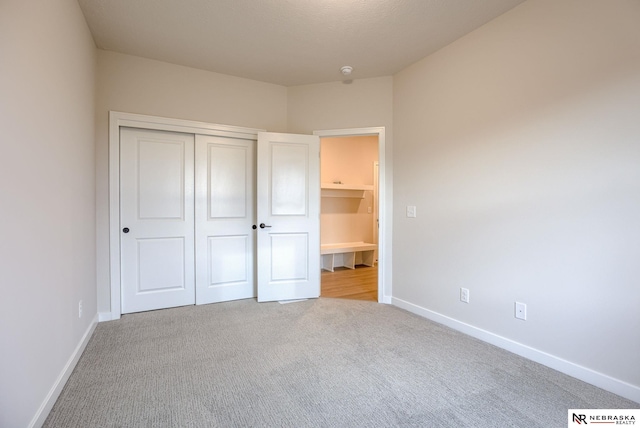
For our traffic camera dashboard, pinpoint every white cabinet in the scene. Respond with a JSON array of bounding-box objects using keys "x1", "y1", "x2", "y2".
[{"x1": 321, "y1": 242, "x2": 377, "y2": 272}]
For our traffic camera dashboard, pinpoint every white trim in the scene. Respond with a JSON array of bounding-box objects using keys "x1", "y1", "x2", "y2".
[
  {"x1": 392, "y1": 297, "x2": 640, "y2": 404},
  {"x1": 28, "y1": 314, "x2": 98, "y2": 428},
  {"x1": 372, "y1": 161, "x2": 379, "y2": 263},
  {"x1": 313, "y1": 127, "x2": 391, "y2": 304},
  {"x1": 109, "y1": 111, "x2": 264, "y2": 320},
  {"x1": 112, "y1": 112, "x2": 263, "y2": 138},
  {"x1": 98, "y1": 312, "x2": 113, "y2": 322}
]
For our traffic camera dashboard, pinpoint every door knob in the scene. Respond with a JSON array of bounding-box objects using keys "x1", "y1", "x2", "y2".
[
  {"x1": 122, "y1": 227, "x2": 130, "y2": 233},
  {"x1": 259, "y1": 223, "x2": 272, "y2": 229}
]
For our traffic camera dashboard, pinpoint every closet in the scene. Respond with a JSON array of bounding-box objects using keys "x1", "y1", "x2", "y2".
[
  {"x1": 319, "y1": 136, "x2": 379, "y2": 273},
  {"x1": 115, "y1": 118, "x2": 320, "y2": 315}
]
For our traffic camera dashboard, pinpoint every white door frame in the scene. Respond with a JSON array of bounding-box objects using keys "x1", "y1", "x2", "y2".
[
  {"x1": 314, "y1": 127, "x2": 391, "y2": 303},
  {"x1": 108, "y1": 111, "x2": 264, "y2": 320},
  {"x1": 373, "y1": 161, "x2": 379, "y2": 261}
]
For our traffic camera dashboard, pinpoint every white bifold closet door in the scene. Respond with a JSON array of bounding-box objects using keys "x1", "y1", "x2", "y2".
[{"x1": 120, "y1": 128, "x2": 196, "y2": 314}]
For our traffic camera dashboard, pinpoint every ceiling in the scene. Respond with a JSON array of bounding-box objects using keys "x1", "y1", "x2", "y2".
[{"x1": 78, "y1": 0, "x2": 526, "y2": 87}]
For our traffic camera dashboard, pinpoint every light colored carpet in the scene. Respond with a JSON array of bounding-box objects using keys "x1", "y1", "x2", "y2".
[{"x1": 44, "y1": 298, "x2": 637, "y2": 427}]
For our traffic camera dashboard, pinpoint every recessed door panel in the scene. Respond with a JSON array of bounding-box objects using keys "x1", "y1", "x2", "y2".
[
  {"x1": 196, "y1": 135, "x2": 255, "y2": 305},
  {"x1": 138, "y1": 140, "x2": 185, "y2": 219},
  {"x1": 120, "y1": 128, "x2": 195, "y2": 314},
  {"x1": 208, "y1": 235, "x2": 248, "y2": 285},
  {"x1": 271, "y1": 144, "x2": 308, "y2": 216},
  {"x1": 137, "y1": 238, "x2": 185, "y2": 292},
  {"x1": 208, "y1": 145, "x2": 247, "y2": 218},
  {"x1": 257, "y1": 132, "x2": 320, "y2": 302},
  {"x1": 270, "y1": 233, "x2": 308, "y2": 281}
]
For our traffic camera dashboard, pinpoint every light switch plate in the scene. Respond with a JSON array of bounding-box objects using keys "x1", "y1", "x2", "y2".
[{"x1": 406, "y1": 205, "x2": 417, "y2": 218}]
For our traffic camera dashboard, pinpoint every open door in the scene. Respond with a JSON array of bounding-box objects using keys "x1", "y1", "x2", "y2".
[{"x1": 256, "y1": 132, "x2": 320, "y2": 302}]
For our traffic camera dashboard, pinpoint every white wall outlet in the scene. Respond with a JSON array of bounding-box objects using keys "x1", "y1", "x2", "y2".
[
  {"x1": 78, "y1": 300, "x2": 83, "y2": 319},
  {"x1": 406, "y1": 205, "x2": 417, "y2": 218},
  {"x1": 515, "y1": 302, "x2": 527, "y2": 320},
  {"x1": 460, "y1": 287, "x2": 470, "y2": 303}
]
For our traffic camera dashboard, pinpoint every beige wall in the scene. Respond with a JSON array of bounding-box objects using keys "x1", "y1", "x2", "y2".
[
  {"x1": 95, "y1": 50, "x2": 289, "y2": 313},
  {"x1": 0, "y1": 0, "x2": 97, "y2": 426},
  {"x1": 287, "y1": 77, "x2": 393, "y2": 135},
  {"x1": 393, "y1": 0, "x2": 640, "y2": 393},
  {"x1": 321, "y1": 136, "x2": 378, "y2": 245}
]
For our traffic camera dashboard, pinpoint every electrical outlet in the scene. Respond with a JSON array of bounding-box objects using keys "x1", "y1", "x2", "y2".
[
  {"x1": 78, "y1": 300, "x2": 83, "y2": 319},
  {"x1": 515, "y1": 302, "x2": 527, "y2": 320},
  {"x1": 406, "y1": 205, "x2": 417, "y2": 218},
  {"x1": 460, "y1": 288, "x2": 470, "y2": 303}
]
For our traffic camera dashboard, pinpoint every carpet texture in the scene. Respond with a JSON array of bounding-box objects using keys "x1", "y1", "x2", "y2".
[{"x1": 44, "y1": 298, "x2": 637, "y2": 427}]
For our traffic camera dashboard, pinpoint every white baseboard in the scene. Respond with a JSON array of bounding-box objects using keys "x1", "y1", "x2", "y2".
[
  {"x1": 29, "y1": 314, "x2": 98, "y2": 428},
  {"x1": 392, "y1": 297, "x2": 640, "y2": 404}
]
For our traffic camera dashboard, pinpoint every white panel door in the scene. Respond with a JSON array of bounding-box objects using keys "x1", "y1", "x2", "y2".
[
  {"x1": 195, "y1": 135, "x2": 255, "y2": 304},
  {"x1": 256, "y1": 132, "x2": 320, "y2": 302},
  {"x1": 120, "y1": 128, "x2": 195, "y2": 314}
]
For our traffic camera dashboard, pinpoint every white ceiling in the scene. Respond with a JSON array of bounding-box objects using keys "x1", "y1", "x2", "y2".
[{"x1": 78, "y1": 0, "x2": 526, "y2": 87}]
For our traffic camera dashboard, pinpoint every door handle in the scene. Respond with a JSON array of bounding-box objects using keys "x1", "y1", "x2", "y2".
[
  {"x1": 122, "y1": 227, "x2": 130, "y2": 233},
  {"x1": 259, "y1": 223, "x2": 272, "y2": 229}
]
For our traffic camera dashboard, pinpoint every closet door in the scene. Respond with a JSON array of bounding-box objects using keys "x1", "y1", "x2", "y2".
[
  {"x1": 120, "y1": 128, "x2": 195, "y2": 314},
  {"x1": 256, "y1": 132, "x2": 320, "y2": 302},
  {"x1": 195, "y1": 135, "x2": 255, "y2": 304}
]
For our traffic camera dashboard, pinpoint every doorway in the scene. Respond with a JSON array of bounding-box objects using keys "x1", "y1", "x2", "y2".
[{"x1": 318, "y1": 134, "x2": 379, "y2": 302}]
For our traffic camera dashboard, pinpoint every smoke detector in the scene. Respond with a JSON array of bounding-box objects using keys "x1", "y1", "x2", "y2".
[{"x1": 340, "y1": 66, "x2": 353, "y2": 76}]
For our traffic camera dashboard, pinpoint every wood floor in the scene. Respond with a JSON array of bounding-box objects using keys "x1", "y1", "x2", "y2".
[{"x1": 321, "y1": 265, "x2": 378, "y2": 302}]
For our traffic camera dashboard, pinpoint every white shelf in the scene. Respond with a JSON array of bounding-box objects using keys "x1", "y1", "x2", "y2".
[
  {"x1": 321, "y1": 242, "x2": 377, "y2": 272},
  {"x1": 321, "y1": 183, "x2": 373, "y2": 199}
]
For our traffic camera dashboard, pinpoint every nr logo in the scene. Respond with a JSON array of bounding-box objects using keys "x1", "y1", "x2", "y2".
[{"x1": 573, "y1": 413, "x2": 588, "y2": 424}]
